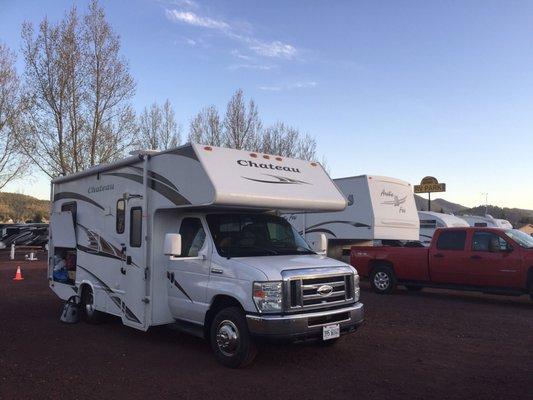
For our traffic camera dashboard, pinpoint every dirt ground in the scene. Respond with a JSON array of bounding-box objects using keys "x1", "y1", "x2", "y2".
[{"x1": 0, "y1": 251, "x2": 532, "y2": 400}]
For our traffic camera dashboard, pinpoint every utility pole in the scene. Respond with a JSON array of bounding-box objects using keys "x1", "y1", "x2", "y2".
[{"x1": 482, "y1": 193, "x2": 488, "y2": 215}]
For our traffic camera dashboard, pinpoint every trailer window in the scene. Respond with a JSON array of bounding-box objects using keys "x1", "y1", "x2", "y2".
[
  {"x1": 130, "y1": 207, "x2": 142, "y2": 247},
  {"x1": 436, "y1": 230, "x2": 466, "y2": 250},
  {"x1": 116, "y1": 199, "x2": 125, "y2": 234},
  {"x1": 179, "y1": 218, "x2": 206, "y2": 257}
]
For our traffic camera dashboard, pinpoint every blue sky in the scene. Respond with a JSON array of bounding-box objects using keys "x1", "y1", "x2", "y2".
[{"x1": 1, "y1": 0, "x2": 532, "y2": 209}]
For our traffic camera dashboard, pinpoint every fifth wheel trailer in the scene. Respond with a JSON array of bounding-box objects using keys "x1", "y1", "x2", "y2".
[
  {"x1": 284, "y1": 175, "x2": 420, "y2": 262},
  {"x1": 48, "y1": 143, "x2": 364, "y2": 368}
]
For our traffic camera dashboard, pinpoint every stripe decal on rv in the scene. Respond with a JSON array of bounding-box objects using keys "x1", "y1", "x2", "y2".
[
  {"x1": 54, "y1": 192, "x2": 104, "y2": 210},
  {"x1": 243, "y1": 174, "x2": 310, "y2": 185},
  {"x1": 76, "y1": 265, "x2": 141, "y2": 324},
  {"x1": 166, "y1": 271, "x2": 193, "y2": 302},
  {"x1": 103, "y1": 171, "x2": 191, "y2": 206}
]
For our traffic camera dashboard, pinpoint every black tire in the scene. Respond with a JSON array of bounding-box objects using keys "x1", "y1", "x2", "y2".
[
  {"x1": 210, "y1": 306, "x2": 257, "y2": 368},
  {"x1": 405, "y1": 285, "x2": 423, "y2": 292},
  {"x1": 370, "y1": 265, "x2": 396, "y2": 294},
  {"x1": 81, "y1": 286, "x2": 105, "y2": 324}
]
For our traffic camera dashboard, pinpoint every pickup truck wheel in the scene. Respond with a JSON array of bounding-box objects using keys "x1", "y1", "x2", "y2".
[
  {"x1": 81, "y1": 286, "x2": 105, "y2": 324},
  {"x1": 210, "y1": 307, "x2": 257, "y2": 368},
  {"x1": 370, "y1": 266, "x2": 396, "y2": 294}
]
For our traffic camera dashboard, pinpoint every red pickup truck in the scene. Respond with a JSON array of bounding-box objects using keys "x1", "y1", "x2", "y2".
[{"x1": 350, "y1": 227, "x2": 533, "y2": 300}]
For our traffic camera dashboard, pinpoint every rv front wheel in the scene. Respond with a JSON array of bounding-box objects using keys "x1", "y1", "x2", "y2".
[
  {"x1": 81, "y1": 286, "x2": 105, "y2": 324},
  {"x1": 210, "y1": 307, "x2": 257, "y2": 368},
  {"x1": 370, "y1": 266, "x2": 396, "y2": 294}
]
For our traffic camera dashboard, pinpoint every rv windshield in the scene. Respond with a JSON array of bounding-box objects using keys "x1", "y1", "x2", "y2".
[
  {"x1": 504, "y1": 229, "x2": 533, "y2": 249},
  {"x1": 206, "y1": 213, "x2": 314, "y2": 257}
]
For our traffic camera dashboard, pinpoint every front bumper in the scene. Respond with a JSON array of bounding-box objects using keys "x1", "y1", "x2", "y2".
[{"x1": 246, "y1": 302, "x2": 364, "y2": 341}]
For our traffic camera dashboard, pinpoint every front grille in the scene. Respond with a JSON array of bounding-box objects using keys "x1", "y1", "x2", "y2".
[{"x1": 286, "y1": 272, "x2": 355, "y2": 311}]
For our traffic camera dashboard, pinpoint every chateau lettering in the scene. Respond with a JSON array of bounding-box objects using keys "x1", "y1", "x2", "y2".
[{"x1": 237, "y1": 160, "x2": 301, "y2": 173}]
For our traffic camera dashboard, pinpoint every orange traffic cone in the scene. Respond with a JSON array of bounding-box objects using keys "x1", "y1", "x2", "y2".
[{"x1": 13, "y1": 266, "x2": 24, "y2": 281}]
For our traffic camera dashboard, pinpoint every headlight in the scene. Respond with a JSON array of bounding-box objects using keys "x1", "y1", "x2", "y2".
[{"x1": 253, "y1": 281, "x2": 282, "y2": 313}]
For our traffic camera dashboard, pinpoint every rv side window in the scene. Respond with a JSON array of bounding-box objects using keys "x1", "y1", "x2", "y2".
[
  {"x1": 436, "y1": 230, "x2": 466, "y2": 251},
  {"x1": 61, "y1": 202, "x2": 77, "y2": 226},
  {"x1": 116, "y1": 199, "x2": 125, "y2": 234},
  {"x1": 179, "y1": 218, "x2": 206, "y2": 257},
  {"x1": 130, "y1": 207, "x2": 142, "y2": 247}
]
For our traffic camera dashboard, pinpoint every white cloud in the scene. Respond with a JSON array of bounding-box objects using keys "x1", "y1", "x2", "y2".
[
  {"x1": 259, "y1": 81, "x2": 318, "y2": 91},
  {"x1": 249, "y1": 41, "x2": 297, "y2": 59},
  {"x1": 165, "y1": 10, "x2": 229, "y2": 30},
  {"x1": 230, "y1": 49, "x2": 254, "y2": 61},
  {"x1": 165, "y1": 8, "x2": 298, "y2": 59},
  {"x1": 227, "y1": 64, "x2": 276, "y2": 71}
]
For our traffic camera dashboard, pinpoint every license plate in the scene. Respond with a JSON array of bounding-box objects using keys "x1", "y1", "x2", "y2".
[{"x1": 322, "y1": 324, "x2": 340, "y2": 340}]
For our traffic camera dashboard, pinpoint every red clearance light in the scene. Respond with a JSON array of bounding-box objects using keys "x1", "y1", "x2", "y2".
[
  {"x1": 204, "y1": 146, "x2": 213, "y2": 151},
  {"x1": 311, "y1": 162, "x2": 317, "y2": 166},
  {"x1": 263, "y1": 155, "x2": 270, "y2": 159},
  {"x1": 275, "y1": 157, "x2": 282, "y2": 161},
  {"x1": 250, "y1": 153, "x2": 258, "y2": 158}
]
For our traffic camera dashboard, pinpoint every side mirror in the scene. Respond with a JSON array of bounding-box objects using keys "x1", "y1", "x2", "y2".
[
  {"x1": 164, "y1": 233, "x2": 182, "y2": 257},
  {"x1": 311, "y1": 233, "x2": 327, "y2": 254}
]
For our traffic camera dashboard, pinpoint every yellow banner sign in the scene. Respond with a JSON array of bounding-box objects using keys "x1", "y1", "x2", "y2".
[{"x1": 414, "y1": 182, "x2": 446, "y2": 193}]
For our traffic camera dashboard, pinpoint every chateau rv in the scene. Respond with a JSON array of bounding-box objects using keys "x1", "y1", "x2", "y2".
[{"x1": 48, "y1": 144, "x2": 364, "y2": 367}]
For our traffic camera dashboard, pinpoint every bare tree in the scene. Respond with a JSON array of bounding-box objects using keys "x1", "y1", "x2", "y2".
[
  {"x1": 188, "y1": 105, "x2": 223, "y2": 146},
  {"x1": 0, "y1": 43, "x2": 26, "y2": 189},
  {"x1": 19, "y1": 0, "x2": 136, "y2": 178},
  {"x1": 223, "y1": 89, "x2": 261, "y2": 150},
  {"x1": 138, "y1": 99, "x2": 180, "y2": 150},
  {"x1": 296, "y1": 133, "x2": 317, "y2": 161}
]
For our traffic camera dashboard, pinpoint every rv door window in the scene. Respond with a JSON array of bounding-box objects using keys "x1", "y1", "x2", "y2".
[
  {"x1": 116, "y1": 199, "x2": 125, "y2": 234},
  {"x1": 130, "y1": 207, "x2": 142, "y2": 247},
  {"x1": 179, "y1": 218, "x2": 206, "y2": 257},
  {"x1": 61, "y1": 202, "x2": 77, "y2": 225}
]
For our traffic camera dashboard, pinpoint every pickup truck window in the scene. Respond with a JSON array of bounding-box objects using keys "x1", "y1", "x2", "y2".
[
  {"x1": 206, "y1": 213, "x2": 314, "y2": 257},
  {"x1": 504, "y1": 229, "x2": 533, "y2": 249},
  {"x1": 179, "y1": 218, "x2": 206, "y2": 257},
  {"x1": 436, "y1": 230, "x2": 466, "y2": 250},
  {"x1": 472, "y1": 232, "x2": 508, "y2": 252}
]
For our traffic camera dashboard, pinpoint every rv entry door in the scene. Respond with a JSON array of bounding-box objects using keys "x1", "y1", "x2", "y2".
[{"x1": 121, "y1": 198, "x2": 147, "y2": 329}]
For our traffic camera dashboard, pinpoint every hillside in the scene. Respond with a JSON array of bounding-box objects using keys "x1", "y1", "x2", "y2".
[
  {"x1": 0, "y1": 192, "x2": 49, "y2": 223},
  {"x1": 415, "y1": 195, "x2": 467, "y2": 213}
]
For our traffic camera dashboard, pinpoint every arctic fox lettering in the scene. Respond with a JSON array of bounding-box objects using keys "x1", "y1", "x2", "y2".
[{"x1": 237, "y1": 159, "x2": 301, "y2": 173}]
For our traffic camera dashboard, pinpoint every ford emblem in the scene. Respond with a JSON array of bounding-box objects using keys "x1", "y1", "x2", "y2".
[{"x1": 317, "y1": 284, "x2": 333, "y2": 296}]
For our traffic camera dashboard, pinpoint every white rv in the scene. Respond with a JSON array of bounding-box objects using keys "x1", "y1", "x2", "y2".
[
  {"x1": 418, "y1": 211, "x2": 470, "y2": 245},
  {"x1": 49, "y1": 144, "x2": 364, "y2": 368},
  {"x1": 460, "y1": 214, "x2": 513, "y2": 229},
  {"x1": 284, "y1": 175, "x2": 420, "y2": 261}
]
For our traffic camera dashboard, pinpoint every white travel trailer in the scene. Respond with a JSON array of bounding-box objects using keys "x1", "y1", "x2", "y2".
[
  {"x1": 284, "y1": 175, "x2": 420, "y2": 261},
  {"x1": 49, "y1": 143, "x2": 364, "y2": 367},
  {"x1": 418, "y1": 211, "x2": 470, "y2": 245},
  {"x1": 460, "y1": 214, "x2": 513, "y2": 229}
]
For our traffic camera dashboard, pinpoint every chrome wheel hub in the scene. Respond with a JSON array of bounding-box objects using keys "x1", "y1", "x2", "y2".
[
  {"x1": 374, "y1": 272, "x2": 390, "y2": 290},
  {"x1": 85, "y1": 292, "x2": 95, "y2": 315},
  {"x1": 216, "y1": 320, "x2": 239, "y2": 356}
]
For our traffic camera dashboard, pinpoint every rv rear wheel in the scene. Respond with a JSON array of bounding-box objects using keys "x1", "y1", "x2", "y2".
[
  {"x1": 81, "y1": 286, "x2": 105, "y2": 324},
  {"x1": 370, "y1": 266, "x2": 396, "y2": 294},
  {"x1": 210, "y1": 307, "x2": 257, "y2": 368}
]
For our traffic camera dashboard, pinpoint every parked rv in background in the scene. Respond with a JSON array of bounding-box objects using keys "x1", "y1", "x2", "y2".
[
  {"x1": 0, "y1": 223, "x2": 49, "y2": 249},
  {"x1": 418, "y1": 211, "x2": 469, "y2": 246},
  {"x1": 460, "y1": 214, "x2": 513, "y2": 229},
  {"x1": 284, "y1": 175, "x2": 420, "y2": 262}
]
